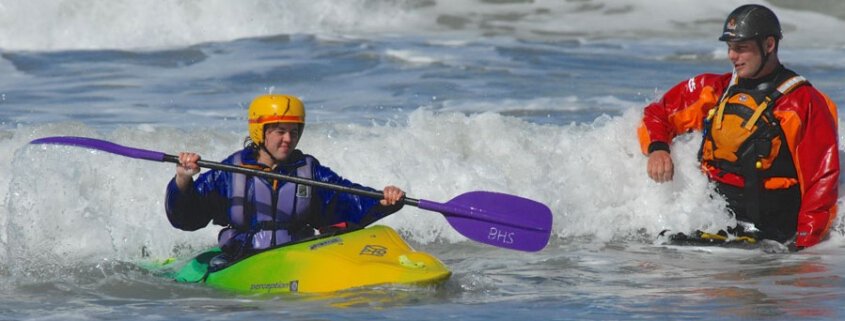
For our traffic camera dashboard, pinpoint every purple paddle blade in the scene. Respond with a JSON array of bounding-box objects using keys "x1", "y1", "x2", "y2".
[
  {"x1": 30, "y1": 136, "x2": 166, "y2": 161},
  {"x1": 418, "y1": 191, "x2": 552, "y2": 252}
]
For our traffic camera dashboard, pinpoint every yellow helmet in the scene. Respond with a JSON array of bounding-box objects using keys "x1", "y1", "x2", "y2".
[{"x1": 247, "y1": 94, "x2": 305, "y2": 145}]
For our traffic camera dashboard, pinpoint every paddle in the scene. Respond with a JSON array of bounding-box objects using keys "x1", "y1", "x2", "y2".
[{"x1": 30, "y1": 136, "x2": 553, "y2": 252}]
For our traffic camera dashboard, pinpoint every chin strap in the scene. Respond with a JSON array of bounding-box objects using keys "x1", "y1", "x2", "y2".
[
  {"x1": 259, "y1": 143, "x2": 280, "y2": 169},
  {"x1": 751, "y1": 38, "x2": 774, "y2": 78}
]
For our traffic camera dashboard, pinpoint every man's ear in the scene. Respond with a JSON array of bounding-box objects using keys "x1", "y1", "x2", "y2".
[{"x1": 766, "y1": 36, "x2": 777, "y2": 54}]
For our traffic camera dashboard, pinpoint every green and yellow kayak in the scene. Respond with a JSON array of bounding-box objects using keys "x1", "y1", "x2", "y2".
[{"x1": 153, "y1": 225, "x2": 450, "y2": 294}]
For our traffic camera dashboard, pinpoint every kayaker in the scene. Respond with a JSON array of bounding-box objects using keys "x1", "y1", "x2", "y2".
[
  {"x1": 165, "y1": 94, "x2": 406, "y2": 262},
  {"x1": 638, "y1": 4, "x2": 839, "y2": 250}
]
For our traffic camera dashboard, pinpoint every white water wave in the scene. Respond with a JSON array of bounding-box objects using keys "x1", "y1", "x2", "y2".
[
  {"x1": 2, "y1": 0, "x2": 844, "y2": 51},
  {"x1": 3, "y1": 110, "x2": 843, "y2": 270}
]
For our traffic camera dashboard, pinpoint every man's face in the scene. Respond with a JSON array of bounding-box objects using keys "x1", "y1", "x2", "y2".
[{"x1": 727, "y1": 39, "x2": 763, "y2": 79}]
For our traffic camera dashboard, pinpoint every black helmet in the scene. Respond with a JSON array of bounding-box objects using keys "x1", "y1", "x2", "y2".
[{"x1": 719, "y1": 4, "x2": 782, "y2": 42}]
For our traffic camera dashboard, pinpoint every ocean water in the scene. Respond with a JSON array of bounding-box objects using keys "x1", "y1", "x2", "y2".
[{"x1": 2, "y1": 0, "x2": 845, "y2": 320}]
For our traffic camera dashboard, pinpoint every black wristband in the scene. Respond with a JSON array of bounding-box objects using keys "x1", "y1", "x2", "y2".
[{"x1": 648, "y1": 142, "x2": 671, "y2": 154}]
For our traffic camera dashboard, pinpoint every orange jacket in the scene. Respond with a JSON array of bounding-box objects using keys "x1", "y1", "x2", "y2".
[{"x1": 638, "y1": 72, "x2": 839, "y2": 248}]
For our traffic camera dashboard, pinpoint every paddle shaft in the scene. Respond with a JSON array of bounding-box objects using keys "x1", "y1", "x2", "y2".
[
  {"x1": 173, "y1": 155, "x2": 544, "y2": 231},
  {"x1": 174, "y1": 154, "x2": 542, "y2": 231},
  {"x1": 182, "y1": 155, "x2": 541, "y2": 232},
  {"x1": 163, "y1": 154, "x2": 422, "y2": 207}
]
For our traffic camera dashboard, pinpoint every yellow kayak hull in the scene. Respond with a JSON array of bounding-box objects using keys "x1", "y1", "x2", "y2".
[{"x1": 165, "y1": 225, "x2": 450, "y2": 294}]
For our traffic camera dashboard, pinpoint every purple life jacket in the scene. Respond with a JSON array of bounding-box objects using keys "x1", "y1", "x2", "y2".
[{"x1": 217, "y1": 153, "x2": 315, "y2": 252}]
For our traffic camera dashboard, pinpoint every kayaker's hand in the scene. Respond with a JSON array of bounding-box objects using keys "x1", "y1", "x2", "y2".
[
  {"x1": 175, "y1": 152, "x2": 201, "y2": 191},
  {"x1": 647, "y1": 150, "x2": 674, "y2": 183},
  {"x1": 380, "y1": 185, "x2": 405, "y2": 206}
]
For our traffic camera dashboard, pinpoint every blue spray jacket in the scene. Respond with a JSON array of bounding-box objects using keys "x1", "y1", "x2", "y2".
[{"x1": 165, "y1": 147, "x2": 403, "y2": 256}]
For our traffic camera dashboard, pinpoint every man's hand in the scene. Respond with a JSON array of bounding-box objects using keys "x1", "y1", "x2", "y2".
[{"x1": 647, "y1": 150, "x2": 674, "y2": 183}]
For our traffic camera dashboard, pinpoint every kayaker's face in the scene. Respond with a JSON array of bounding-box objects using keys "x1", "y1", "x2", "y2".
[
  {"x1": 727, "y1": 38, "x2": 771, "y2": 79},
  {"x1": 262, "y1": 122, "x2": 300, "y2": 162}
]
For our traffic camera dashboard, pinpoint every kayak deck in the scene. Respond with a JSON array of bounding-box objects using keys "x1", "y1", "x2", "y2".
[{"x1": 154, "y1": 225, "x2": 451, "y2": 294}]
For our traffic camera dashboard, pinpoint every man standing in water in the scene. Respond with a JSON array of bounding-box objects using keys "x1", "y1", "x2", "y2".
[{"x1": 637, "y1": 4, "x2": 839, "y2": 250}]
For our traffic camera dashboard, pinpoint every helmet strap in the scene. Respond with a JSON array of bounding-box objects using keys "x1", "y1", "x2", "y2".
[
  {"x1": 259, "y1": 141, "x2": 280, "y2": 168},
  {"x1": 751, "y1": 37, "x2": 777, "y2": 78}
]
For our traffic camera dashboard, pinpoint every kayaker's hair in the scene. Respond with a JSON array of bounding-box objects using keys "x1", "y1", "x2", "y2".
[{"x1": 243, "y1": 136, "x2": 259, "y2": 150}]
